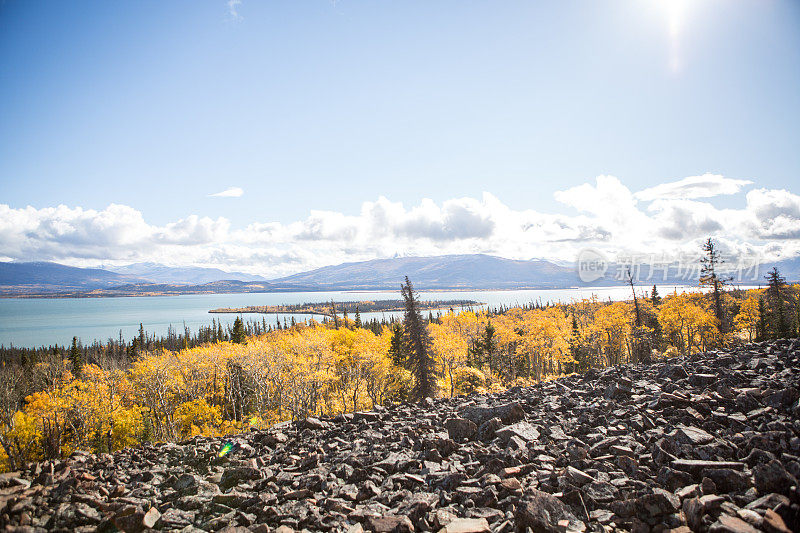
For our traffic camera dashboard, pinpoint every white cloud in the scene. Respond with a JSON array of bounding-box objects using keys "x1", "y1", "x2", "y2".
[
  {"x1": 227, "y1": 0, "x2": 242, "y2": 21},
  {"x1": 209, "y1": 187, "x2": 244, "y2": 198},
  {"x1": 745, "y1": 188, "x2": 800, "y2": 239},
  {"x1": 0, "y1": 175, "x2": 797, "y2": 278},
  {"x1": 635, "y1": 173, "x2": 752, "y2": 201}
]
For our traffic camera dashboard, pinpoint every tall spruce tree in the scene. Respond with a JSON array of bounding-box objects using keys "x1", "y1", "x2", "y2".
[
  {"x1": 480, "y1": 322, "x2": 498, "y2": 373},
  {"x1": 757, "y1": 297, "x2": 767, "y2": 341},
  {"x1": 651, "y1": 285, "x2": 661, "y2": 306},
  {"x1": 700, "y1": 238, "x2": 730, "y2": 333},
  {"x1": 231, "y1": 316, "x2": 247, "y2": 344},
  {"x1": 765, "y1": 267, "x2": 790, "y2": 338},
  {"x1": 330, "y1": 300, "x2": 339, "y2": 329},
  {"x1": 354, "y1": 306, "x2": 362, "y2": 328},
  {"x1": 569, "y1": 314, "x2": 585, "y2": 372},
  {"x1": 400, "y1": 276, "x2": 437, "y2": 401},
  {"x1": 388, "y1": 323, "x2": 406, "y2": 368},
  {"x1": 69, "y1": 336, "x2": 83, "y2": 378},
  {"x1": 137, "y1": 323, "x2": 146, "y2": 355}
]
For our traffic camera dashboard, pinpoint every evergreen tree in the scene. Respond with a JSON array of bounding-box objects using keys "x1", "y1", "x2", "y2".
[
  {"x1": 795, "y1": 304, "x2": 800, "y2": 338},
  {"x1": 700, "y1": 238, "x2": 730, "y2": 334},
  {"x1": 569, "y1": 314, "x2": 584, "y2": 372},
  {"x1": 331, "y1": 300, "x2": 339, "y2": 329},
  {"x1": 137, "y1": 323, "x2": 146, "y2": 354},
  {"x1": 69, "y1": 336, "x2": 83, "y2": 378},
  {"x1": 651, "y1": 285, "x2": 661, "y2": 306},
  {"x1": 757, "y1": 297, "x2": 767, "y2": 341},
  {"x1": 765, "y1": 267, "x2": 790, "y2": 338},
  {"x1": 482, "y1": 321, "x2": 498, "y2": 373},
  {"x1": 401, "y1": 277, "x2": 437, "y2": 401},
  {"x1": 354, "y1": 306, "x2": 362, "y2": 328},
  {"x1": 231, "y1": 316, "x2": 247, "y2": 344},
  {"x1": 388, "y1": 323, "x2": 406, "y2": 368}
]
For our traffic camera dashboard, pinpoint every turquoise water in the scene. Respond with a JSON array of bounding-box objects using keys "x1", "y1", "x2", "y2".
[{"x1": 0, "y1": 286, "x2": 691, "y2": 347}]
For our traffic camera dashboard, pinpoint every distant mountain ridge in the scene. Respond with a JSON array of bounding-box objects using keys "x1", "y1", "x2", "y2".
[
  {"x1": 104, "y1": 262, "x2": 266, "y2": 284},
  {"x1": 0, "y1": 262, "x2": 270, "y2": 296},
  {"x1": 0, "y1": 254, "x2": 797, "y2": 297},
  {"x1": 0, "y1": 262, "x2": 141, "y2": 292},
  {"x1": 271, "y1": 254, "x2": 577, "y2": 289}
]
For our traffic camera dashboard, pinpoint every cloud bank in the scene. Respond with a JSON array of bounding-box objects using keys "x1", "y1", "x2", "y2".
[
  {"x1": 635, "y1": 174, "x2": 753, "y2": 201},
  {"x1": 1, "y1": 175, "x2": 798, "y2": 278},
  {"x1": 209, "y1": 187, "x2": 244, "y2": 198}
]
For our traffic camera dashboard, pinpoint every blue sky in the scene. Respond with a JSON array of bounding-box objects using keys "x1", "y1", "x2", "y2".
[{"x1": 1, "y1": 1, "x2": 799, "y2": 276}]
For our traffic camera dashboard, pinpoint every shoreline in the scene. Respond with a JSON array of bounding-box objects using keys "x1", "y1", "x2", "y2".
[{"x1": 0, "y1": 283, "x2": 733, "y2": 300}]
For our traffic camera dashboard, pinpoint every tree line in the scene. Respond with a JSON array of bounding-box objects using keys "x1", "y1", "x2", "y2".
[{"x1": 0, "y1": 242, "x2": 798, "y2": 471}]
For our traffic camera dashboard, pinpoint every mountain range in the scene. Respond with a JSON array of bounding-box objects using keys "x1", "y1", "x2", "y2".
[
  {"x1": 0, "y1": 254, "x2": 797, "y2": 297},
  {"x1": 272, "y1": 255, "x2": 577, "y2": 290},
  {"x1": 103, "y1": 262, "x2": 266, "y2": 284}
]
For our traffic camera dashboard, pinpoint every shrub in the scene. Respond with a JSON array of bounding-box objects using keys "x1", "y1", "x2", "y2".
[
  {"x1": 452, "y1": 366, "x2": 487, "y2": 395},
  {"x1": 174, "y1": 399, "x2": 222, "y2": 438}
]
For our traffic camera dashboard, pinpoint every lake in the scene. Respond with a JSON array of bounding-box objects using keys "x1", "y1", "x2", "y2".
[{"x1": 0, "y1": 285, "x2": 699, "y2": 347}]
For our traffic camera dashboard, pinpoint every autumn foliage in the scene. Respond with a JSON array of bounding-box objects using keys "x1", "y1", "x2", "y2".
[{"x1": 1, "y1": 282, "x2": 798, "y2": 471}]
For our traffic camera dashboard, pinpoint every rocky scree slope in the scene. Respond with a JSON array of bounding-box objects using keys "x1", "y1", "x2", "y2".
[{"x1": 1, "y1": 341, "x2": 799, "y2": 533}]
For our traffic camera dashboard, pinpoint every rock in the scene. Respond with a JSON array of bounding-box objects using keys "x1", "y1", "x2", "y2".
[
  {"x1": 609, "y1": 444, "x2": 635, "y2": 457},
  {"x1": 496, "y1": 421, "x2": 540, "y2": 443},
  {"x1": 604, "y1": 382, "x2": 630, "y2": 400},
  {"x1": 499, "y1": 477, "x2": 523, "y2": 492},
  {"x1": 461, "y1": 402, "x2": 525, "y2": 425},
  {"x1": 754, "y1": 459, "x2": 797, "y2": 495},
  {"x1": 515, "y1": 489, "x2": 585, "y2": 533},
  {"x1": 142, "y1": 507, "x2": 161, "y2": 529},
  {"x1": 445, "y1": 418, "x2": 477, "y2": 441},
  {"x1": 683, "y1": 497, "x2": 705, "y2": 531},
  {"x1": 582, "y1": 481, "x2": 619, "y2": 505},
  {"x1": 637, "y1": 488, "x2": 680, "y2": 518},
  {"x1": 709, "y1": 514, "x2": 761, "y2": 533},
  {"x1": 173, "y1": 473, "x2": 199, "y2": 492},
  {"x1": 220, "y1": 466, "x2": 262, "y2": 489},
  {"x1": 745, "y1": 493, "x2": 790, "y2": 511},
  {"x1": 114, "y1": 510, "x2": 149, "y2": 533},
  {"x1": 705, "y1": 468, "x2": 752, "y2": 493},
  {"x1": 689, "y1": 374, "x2": 718, "y2": 387},
  {"x1": 674, "y1": 425, "x2": 716, "y2": 446},
  {"x1": 671, "y1": 459, "x2": 746, "y2": 478},
  {"x1": 762, "y1": 509, "x2": 792, "y2": 533},
  {"x1": 300, "y1": 417, "x2": 329, "y2": 430},
  {"x1": 437, "y1": 518, "x2": 491, "y2": 533},
  {"x1": 366, "y1": 515, "x2": 415, "y2": 533},
  {"x1": 563, "y1": 466, "x2": 596, "y2": 487}
]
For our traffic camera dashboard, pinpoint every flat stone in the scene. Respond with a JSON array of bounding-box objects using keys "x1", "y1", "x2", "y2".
[
  {"x1": 709, "y1": 514, "x2": 761, "y2": 533},
  {"x1": 563, "y1": 466, "x2": 596, "y2": 486},
  {"x1": 672, "y1": 459, "x2": 746, "y2": 477},
  {"x1": 496, "y1": 421, "x2": 540, "y2": 443},
  {"x1": 515, "y1": 489, "x2": 585, "y2": 533},
  {"x1": 609, "y1": 445, "x2": 635, "y2": 457},
  {"x1": 437, "y1": 518, "x2": 490, "y2": 533},
  {"x1": 674, "y1": 425, "x2": 715, "y2": 446},
  {"x1": 367, "y1": 515, "x2": 415, "y2": 533},
  {"x1": 754, "y1": 459, "x2": 796, "y2": 495},
  {"x1": 142, "y1": 507, "x2": 161, "y2": 529},
  {"x1": 445, "y1": 418, "x2": 478, "y2": 441}
]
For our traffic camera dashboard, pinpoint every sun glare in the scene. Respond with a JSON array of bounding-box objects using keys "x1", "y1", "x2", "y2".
[{"x1": 654, "y1": 0, "x2": 691, "y2": 72}]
